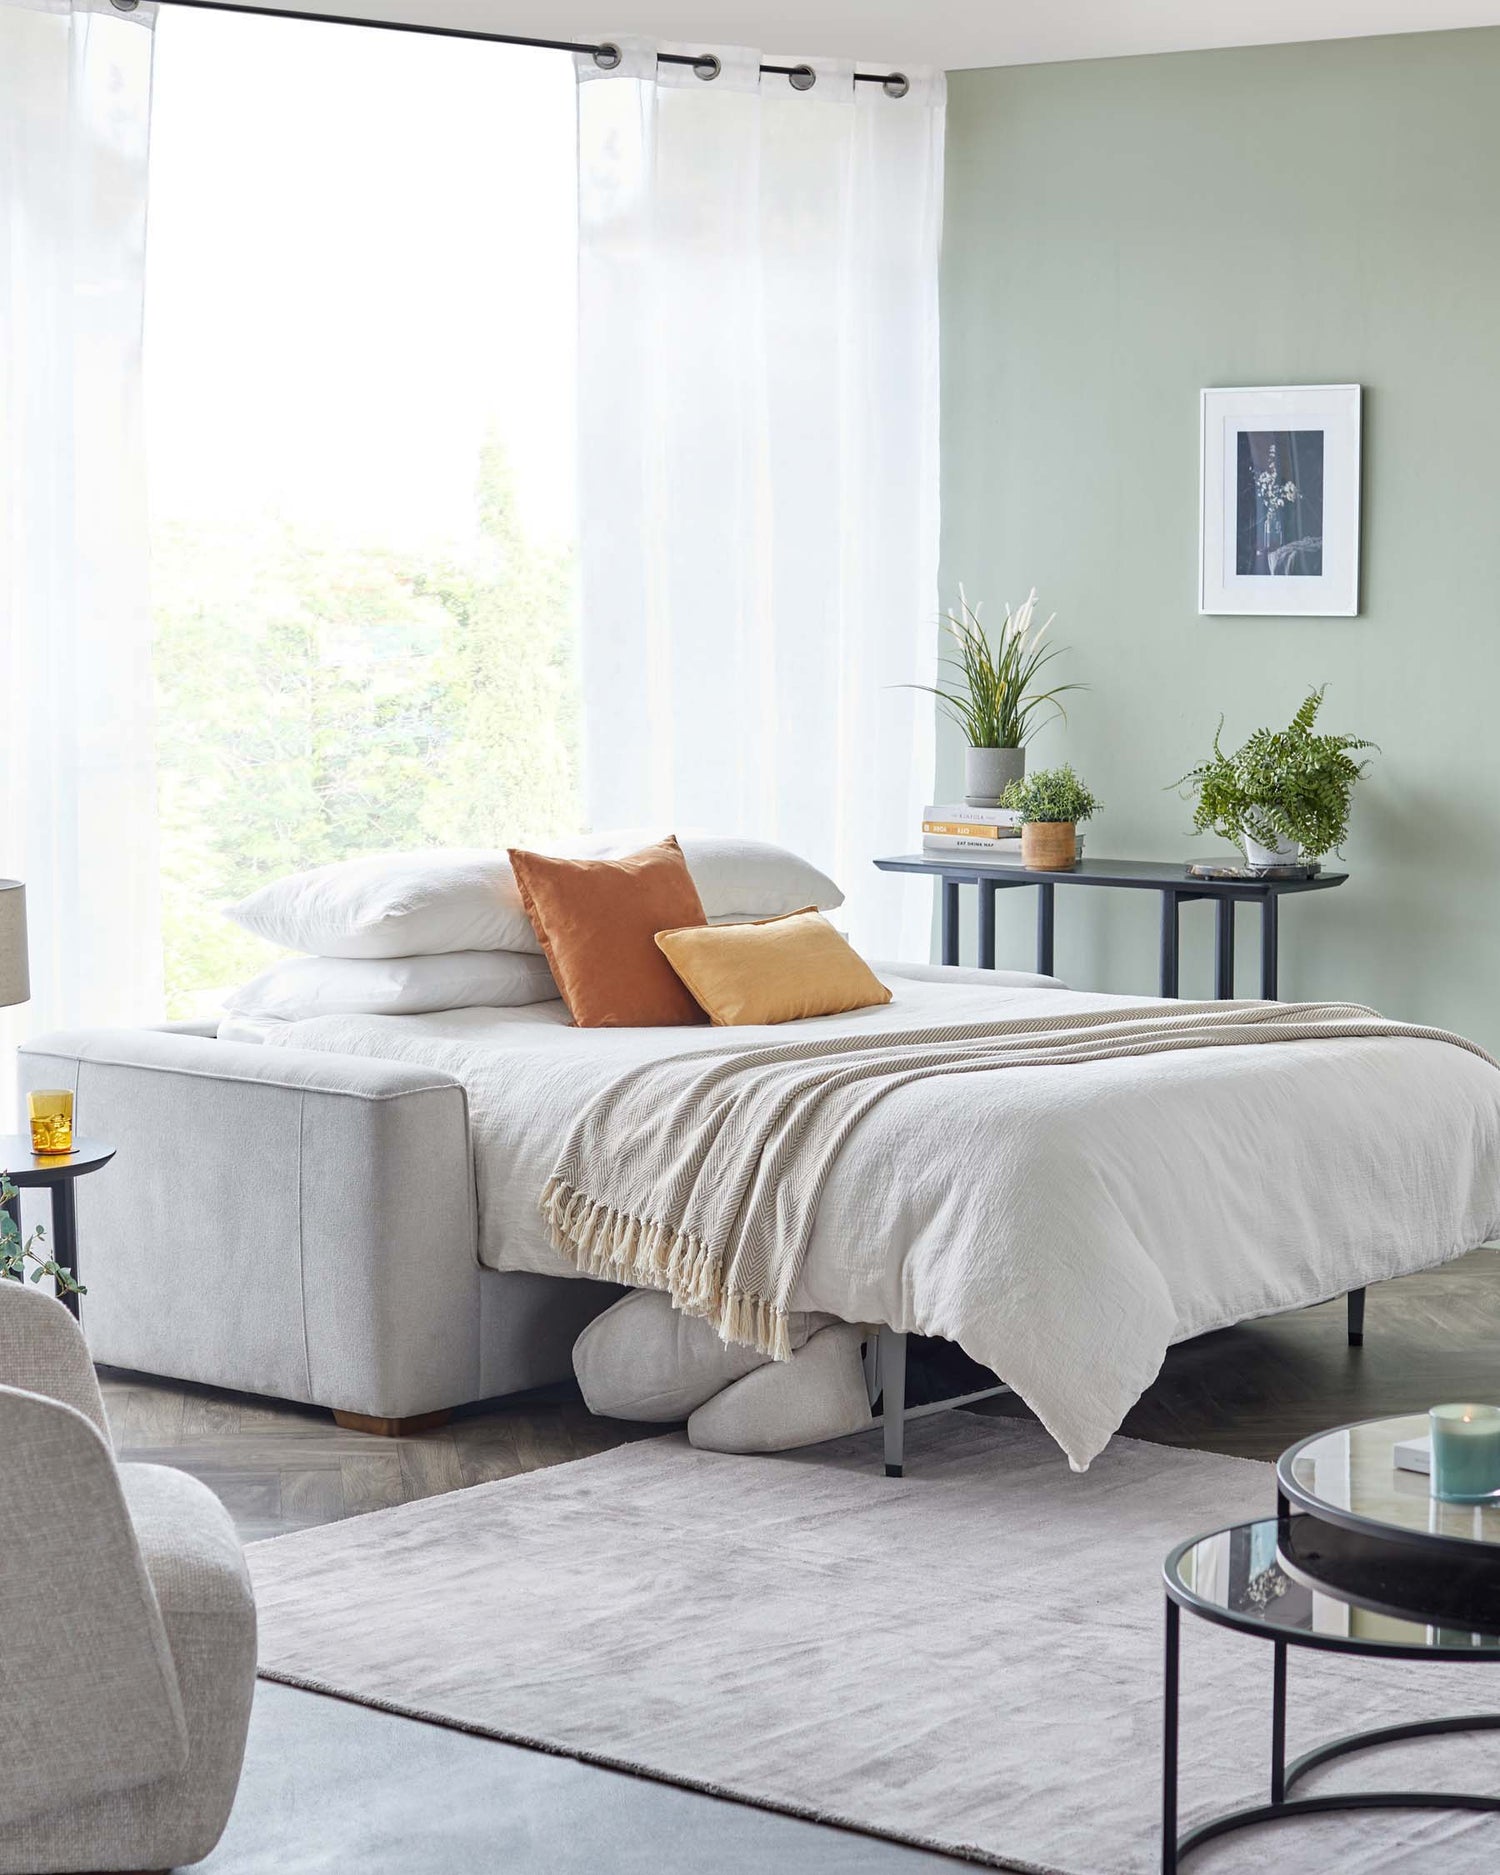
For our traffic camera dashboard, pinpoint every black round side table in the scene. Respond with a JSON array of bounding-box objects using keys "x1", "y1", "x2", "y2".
[
  {"x1": 1162, "y1": 1513, "x2": 1500, "y2": 1871},
  {"x1": 0, "y1": 1136, "x2": 116, "y2": 1320}
]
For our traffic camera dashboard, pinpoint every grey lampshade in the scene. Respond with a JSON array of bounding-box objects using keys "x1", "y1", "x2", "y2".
[{"x1": 0, "y1": 881, "x2": 29, "y2": 1008}]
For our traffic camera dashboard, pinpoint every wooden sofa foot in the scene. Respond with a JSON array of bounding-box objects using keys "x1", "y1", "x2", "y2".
[{"x1": 332, "y1": 1408, "x2": 454, "y2": 1437}]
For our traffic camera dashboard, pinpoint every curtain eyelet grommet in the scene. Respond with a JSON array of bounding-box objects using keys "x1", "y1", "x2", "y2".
[
  {"x1": 592, "y1": 43, "x2": 622, "y2": 71},
  {"x1": 692, "y1": 53, "x2": 722, "y2": 81},
  {"x1": 882, "y1": 72, "x2": 910, "y2": 100},
  {"x1": 788, "y1": 64, "x2": 816, "y2": 92},
  {"x1": 110, "y1": 0, "x2": 141, "y2": 11}
]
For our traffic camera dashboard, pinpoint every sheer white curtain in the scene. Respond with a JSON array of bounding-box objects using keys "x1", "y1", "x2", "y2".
[
  {"x1": 0, "y1": 0, "x2": 162, "y2": 1093},
  {"x1": 575, "y1": 44, "x2": 943, "y2": 956}
]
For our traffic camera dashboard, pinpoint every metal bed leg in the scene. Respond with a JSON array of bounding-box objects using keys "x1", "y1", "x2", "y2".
[
  {"x1": 1347, "y1": 1286, "x2": 1366, "y2": 1348},
  {"x1": 879, "y1": 1326, "x2": 907, "y2": 1478}
]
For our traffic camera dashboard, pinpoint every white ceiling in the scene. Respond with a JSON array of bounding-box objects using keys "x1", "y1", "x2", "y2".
[{"x1": 200, "y1": 0, "x2": 1500, "y2": 70}]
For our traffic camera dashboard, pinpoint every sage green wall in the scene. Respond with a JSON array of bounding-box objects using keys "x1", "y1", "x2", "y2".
[{"x1": 940, "y1": 27, "x2": 1500, "y2": 1046}]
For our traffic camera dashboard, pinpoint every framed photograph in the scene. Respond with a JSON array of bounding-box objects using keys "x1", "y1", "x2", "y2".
[{"x1": 1199, "y1": 384, "x2": 1361, "y2": 616}]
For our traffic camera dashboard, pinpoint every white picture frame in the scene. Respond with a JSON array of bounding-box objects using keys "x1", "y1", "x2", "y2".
[{"x1": 1199, "y1": 384, "x2": 1361, "y2": 616}]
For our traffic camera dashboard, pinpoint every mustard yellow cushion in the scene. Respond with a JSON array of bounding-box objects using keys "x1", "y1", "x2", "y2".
[{"x1": 655, "y1": 908, "x2": 892, "y2": 1026}]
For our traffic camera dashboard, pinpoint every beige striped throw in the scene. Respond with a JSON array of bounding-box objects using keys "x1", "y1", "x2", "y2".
[{"x1": 541, "y1": 999, "x2": 1495, "y2": 1361}]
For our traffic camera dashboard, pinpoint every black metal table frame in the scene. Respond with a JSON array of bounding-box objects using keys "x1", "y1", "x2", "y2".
[
  {"x1": 874, "y1": 857, "x2": 1347, "y2": 999},
  {"x1": 1162, "y1": 1523, "x2": 1500, "y2": 1873},
  {"x1": 969, "y1": 875, "x2": 1278, "y2": 997}
]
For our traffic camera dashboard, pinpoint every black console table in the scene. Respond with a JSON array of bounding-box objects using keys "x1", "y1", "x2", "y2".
[{"x1": 873, "y1": 855, "x2": 1347, "y2": 999}]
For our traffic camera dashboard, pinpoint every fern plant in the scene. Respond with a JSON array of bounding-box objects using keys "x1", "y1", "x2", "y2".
[
  {"x1": 1000, "y1": 764, "x2": 1100, "y2": 826},
  {"x1": 1175, "y1": 689, "x2": 1374, "y2": 859},
  {"x1": 906, "y1": 587, "x2": 1082, "y2": 749}
]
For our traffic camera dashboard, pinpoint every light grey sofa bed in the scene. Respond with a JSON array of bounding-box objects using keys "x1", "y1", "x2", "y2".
[{"x1": 18, "y1": 1024, "x2": 622, "y2": 1434}]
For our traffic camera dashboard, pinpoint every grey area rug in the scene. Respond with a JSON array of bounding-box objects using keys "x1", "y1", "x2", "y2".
[{"x1": 248, "y1": 1415, "x2": 1500, "y2": 1873}]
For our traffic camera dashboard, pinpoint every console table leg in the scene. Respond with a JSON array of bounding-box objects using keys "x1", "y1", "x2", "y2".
[
  {"x1": 1260, "y1": 893, "x2": 1279, "y2": 1000},
  {"x1": 50, "y1": 1179, "x2": 81, "y2": 1321},
  {"x1": 1035, "y1": 882, "x2": 1055, "y2": 977},
  {"x1": 978, "y1": 880, "x2": 997, "y2": 970},
  {"x1": 1348, "y1": 1286, "x2": 1366, "y2": 1347},
  {"x1": 1162, "y1": 1596, "x2": 1180, "y2": 1875},
  {"x1": 1214, "y1": 899, "x2": 1236, "y2": 1000},
  {"x1": 941, "y1": 881, "x2": 960, "y2": 967},
  {"x1": 1159, "y1": 890, "x2": 1180, "y2": 998},
  {"x1": 1, "y1": 1191, "x2": 20, "y2": 1282},
  {"x1": 1270, "y1": 1640, "x2": 1287, "y2": 1806}
]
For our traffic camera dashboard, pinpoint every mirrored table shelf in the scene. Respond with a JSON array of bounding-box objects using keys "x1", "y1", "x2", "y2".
[{"x1": 1279, "y1": 1412, "x2": 1500, "y2": 1563}]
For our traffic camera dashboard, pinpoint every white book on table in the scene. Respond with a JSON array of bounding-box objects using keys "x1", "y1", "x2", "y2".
[
  {"x1": 1394, "y1": 1433, "x2": 1431, "y2": 1475},
  {"x1": 922, "y1": 835, "x2": 1085, "y2": 861},
  {"x1": 923, "y1": 835, "x2": 1022, "y2": 854},
  {"x1": 922, "y1": 807, "x2": 1023, "y2": 831}
]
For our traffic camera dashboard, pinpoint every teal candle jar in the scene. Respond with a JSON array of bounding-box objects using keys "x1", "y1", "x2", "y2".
[{"x1": 1429, "y1": 1403, "x2": 1500, "y2": 1503}]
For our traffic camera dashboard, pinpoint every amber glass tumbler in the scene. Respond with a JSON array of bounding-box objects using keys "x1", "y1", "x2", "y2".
[{"x1": 28, "y1": 1090, "x2": 74, "y2": 1156}]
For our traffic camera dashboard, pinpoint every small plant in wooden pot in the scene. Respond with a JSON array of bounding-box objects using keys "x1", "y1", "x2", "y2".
[{"x1": 1001, "y1": 764, "x2": 1100, "y2": 871}]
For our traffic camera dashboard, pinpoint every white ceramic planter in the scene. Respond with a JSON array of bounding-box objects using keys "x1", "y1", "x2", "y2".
[
  {"x1": 1241, "y1": 827, "x2": 1302, "y2": 870},
  {"x1": 964, "y1": 745, "x2": 1025, "y2": 807}
]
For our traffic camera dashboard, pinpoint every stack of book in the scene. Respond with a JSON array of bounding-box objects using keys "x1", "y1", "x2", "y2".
[{"x1": 921, "y1": 803, "x2": 1085, "y2": 864}]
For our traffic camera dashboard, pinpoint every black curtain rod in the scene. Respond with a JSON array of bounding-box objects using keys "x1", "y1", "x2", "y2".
[{"x1": 109, "y1": 0, "x2": 912, "y2": 96}]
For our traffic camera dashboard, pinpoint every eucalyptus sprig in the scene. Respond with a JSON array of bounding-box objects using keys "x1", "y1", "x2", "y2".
[
  {"x1": 906, "y1": 587, "x2": 1082, "y2": 750},
  {"x1": 0, "y1": 1174, "x2": 85, "y2": 1297},
  {"x1": 1000, "y1": 764, "x2": 1100, "y2": 826},
  {"x1": 1174, "y1": 688, "x2": 1375, "y2": 860}
]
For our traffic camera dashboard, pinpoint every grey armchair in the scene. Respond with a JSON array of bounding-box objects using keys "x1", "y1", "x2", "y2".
[{"x1": 0, "y1": 1284, "x2": 256, "y2": 1874}]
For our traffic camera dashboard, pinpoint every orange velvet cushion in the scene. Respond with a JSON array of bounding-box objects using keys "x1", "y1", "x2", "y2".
[{"x1": 508, "y1": 836, "x2": 709, "y2": 1028}]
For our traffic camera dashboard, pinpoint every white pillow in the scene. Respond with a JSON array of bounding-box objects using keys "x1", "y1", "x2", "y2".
[
  {"x1": 222, "y1": 950, "x2": 559, "y2": 1020},
  {"x1": 224, "y1": 835, "x2": 843, "y2": 960},
  {"x1": 553, "y1": 830, "x2": 844, "y2": 926},
  {"x1": 573, "y1": 1288, "x2": 831, "y2": 1424}
]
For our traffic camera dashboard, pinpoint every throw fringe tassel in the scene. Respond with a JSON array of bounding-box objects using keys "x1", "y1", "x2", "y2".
[{"x1": 540, "y1": 1176, "x2": 794, "y2": 1362}]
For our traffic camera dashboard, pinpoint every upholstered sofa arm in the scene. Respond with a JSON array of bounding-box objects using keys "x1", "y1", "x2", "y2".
[
  {"x1": 17, "y1": 1029, "x2": 482, "y2": 1419},
  {"x1": 21, "y1": 1025, "x2": 468, "y2": 1101}
]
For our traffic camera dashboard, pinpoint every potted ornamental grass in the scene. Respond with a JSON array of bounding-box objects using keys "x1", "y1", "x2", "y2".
[
  {"x1": 910, "y1": 588, "x2": 1082, "y2": 806},
  {"x1": 1000, "y1": 763, "x2": 1101, "y2": 871},
  {"x1": 1175, "y1": 688, "x2": 1375, "y2": 870}
]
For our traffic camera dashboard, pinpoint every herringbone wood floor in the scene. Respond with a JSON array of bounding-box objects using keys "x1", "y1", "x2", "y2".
[
  {"x1": 100, "y1": 1370, "x2": 664, "y2": 1541},
  {"x1": 102, "y1": 1245, "x2": 1500, "y2": 1542}
]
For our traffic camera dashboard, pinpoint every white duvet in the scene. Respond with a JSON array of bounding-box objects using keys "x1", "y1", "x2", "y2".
[{"x1": 257, "y1": 966, "x2": 1500, "y2": 1467}]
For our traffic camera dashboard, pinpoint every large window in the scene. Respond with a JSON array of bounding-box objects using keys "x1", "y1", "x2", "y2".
[{"x1": 145, "y1": 11, "x2": 579, "y2": 1013}]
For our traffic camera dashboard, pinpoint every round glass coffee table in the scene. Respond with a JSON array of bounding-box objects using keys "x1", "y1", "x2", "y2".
[
  {"x1": 1162, "y1": 1418, "x2": 1500, "y2": 1871},
  {"x1": 1279, "y1": 1411, "x2": 1500, "y2": 1561}
]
